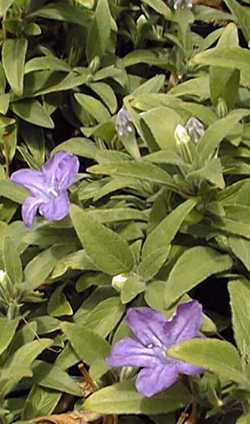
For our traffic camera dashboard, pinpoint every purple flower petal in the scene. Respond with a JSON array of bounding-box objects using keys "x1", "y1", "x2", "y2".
[
  {"x1": 39, "y1": 192, "x2": 70, "y2": 222},
  {"x1": 126, "y1": 307, "x2": 169, "y2": 347},
  {"x1": 177, "y1": 360, "x2": 203, "y2": 376},
  {"x1": 22, "y1": 196, "x2": 43, "y2": 228},
  {"x1": 107, "y1": 337, "x2": 162, "y2": 369},
  {"x1": 136, "y1": 363, "x2": 178, "y2": 397},
  {"x1": 11, "y1": 169, "x2": 46, "y2": 198},
  {"x1": 42, "y1": 151, "x2": 80, "y2": 191},
  {"x1": 163, "y1": 301, "x2": 203, "y2": 346}
]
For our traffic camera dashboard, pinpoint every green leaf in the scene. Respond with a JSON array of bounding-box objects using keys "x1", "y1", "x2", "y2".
[
  {"x1": 32, "y1": 361, "x2": 82, "y2": 396},
  {"x1": 223, "y1": 0, "x2": 250, "y2": 44},
  {"x1": 12, "y1": 100, "x2": 54, "y2": 129},
  {"x1": 75, "y1": 93, "x2": 110, "y2": 123},
  {"x1": 141, "y1": 107, "x2": 182, "y2": 151},
  {"x1": 48, "y1": 285, "x2": 73, "y2": 317},
  {"x1": 22, "y1": 385, "x2": 61, "y2": 419},
  {"x1": 141, "y1": 0, "x2": 172, "y2": 19},
  {"x1": 0, "y1": 317, "x2": 18, "y2": 356},
  {"x1": 24, "y1": 245, "x2": 73, "y2": 289},
  {"x1": 229, "y1": 236, "x2": 250, "y2": 271},
  {"x1": 88, "y1": 82, "x2": 117, "y2": 114},
  {"x1": 3, "y1": 236, "x2": 22, "y2": 285},
  {"x1": 86, "y1": 0, "x2": 114, "y2": 62},
  {"x1": 0, "y1": 179, "x2": 28, "y2": 203},
  {"x1": 229, "y1": 278, "x2": 250, "y2": 356},
  {"x1": 198, "y1": 110, "x2": 250, "y2": 160},
  {"x1": 209, "y1": 23, "x2": 240, "y2": 109},
  {"x1": 30, "y1": 2, "x2": 92, "y2": 26},
  {"x1": 0, "y1": 339, "x2": 52, "y2": 397},
  {"x1": 33, "y1": 316, "x2": 60, "y2": 335},
  {"x1": 168, "y1": 339, "x2": 247, "y2": 386},
  {"x1": 192, "y1": 47, "x2": 250, "y2": 73},
  {"x1": 84, "y1": 380, "x2": 191, "y2": 414},
  {"x1": 53, "y1": 137, "x2": 98, "y2": 159},
  {"x1": 50, "y1": 250, "x2": 97, "y2": 280},
  {"x1": 2, "y1": 38, "x2": 28, "y2": 96},
  {"x1": 0, "y1": 0, "x2": 14, "y2": 16},
  {"x1": 120, "y1": 274, "x2": 145, "y2": 304},
  {"x1": 139, "y1": 199, "x2": 197, "y2": 280},
  {"x1": 25, "y1": 56, "x2": 70, "y2": 74},
  {"x1": 80, "y1": 297, "x2": 125, "y2": 337},
  {"x1": 236, "y1": 414, "x2": 250, "y2": 424},
  {"x1": 170, "y1": 76, "x2": 210, "y2": 101},
  {"x1": 165, "y1": 247, "x2": 232, "y2": 307},
  {"x1": 62, "y1": 322, "x2": 110, "y2": 365},
  {"x1": 70, "y1": 205, "x2": 134, "y2": 275},
  {"x1": 89, "y1": 161, "x2": 175, "y2": 188}
]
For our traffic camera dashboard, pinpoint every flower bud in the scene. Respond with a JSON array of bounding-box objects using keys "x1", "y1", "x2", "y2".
[
  {"x1": 186, "y1": 117, "x2": 205, "y2": 143},
  {"x1": 172, "y1": 0, "x2": 192, "y2": 10},
  {"x1": 0, "y1": 270, "x2": 6, "y2": 283},
  {"x1": 116, "y1": 108, "x2": 134, "y2": 138},
  {"x1": 217, "y1": 98, "x2": 228, "y2": 118},
  {"x1": 175, "y1": 124, "x2": 191, "y2": 146},
  {"x1": 112, "y1": 274, "x2": 128, "y2": 292},
  {"x1": 89, "y1": 56, "x2": 101, "y2": 74}
]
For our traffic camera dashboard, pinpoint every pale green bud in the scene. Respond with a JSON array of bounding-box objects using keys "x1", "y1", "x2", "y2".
[
  {"x1": 175, "y1": 124, "x2": 191, "y2": 146},
  {"x1": 112, "y1": 274, "x2": 128, "y2": 292},
  {"x1": 0, "y1": 270, "x2": 6, "y2": 283}
]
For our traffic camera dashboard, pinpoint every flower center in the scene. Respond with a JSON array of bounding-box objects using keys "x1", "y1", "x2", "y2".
[
  {"x1": 147, "y1": 343, "x2": 154, "y2": 349},
  {"x1": 47, "y1": 187, "x2": 59, "y2": 199}
]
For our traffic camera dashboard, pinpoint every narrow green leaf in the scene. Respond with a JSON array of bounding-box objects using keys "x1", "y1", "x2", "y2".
[
  {"x1": 0, "y1": 318, "x2": 18, "y2": 356},
  {"x1": 165, "y1": 247, "x2": 232, "y2": 307},
  {"x1": 86, "y1": 0, "x2": 114, "y2": 62},
  {"x1": 229, "y1": 278, "x2": 250, "y2": 355},
  {"x1": 53, "y1": 137, "x2": 98, "y2": 159},
  {"x1": 141, "y1": 0, "x2": 171, "y2": 19},
  {"x1": 62, "y1": 322, "x2": 110, "y2": 365},
  {"x1": 0, "y1": 339, "x2": 52, "y2": 397},
  {"x1": 22, "y1": 385, "x2": 61, "y2": 419},
  {"x1": 84, "y1": 380, "x2": 191, "y2": 414},
  {"x1": 2, "y1": 39, "x2": 28, "y2": 96},
  {"x1": 32, "y1": 361, "x2": 82, "y2": 396},
  {"x1": 192, "y1": 47, "x2": 250, "y2": 73},
  {"x1": 169, "y1": 339, "x2": 246, "y2": 386},
  {"x1": 75, "y1": 93, "x2": 110, "y2": 123},
  {"x1": 139, "y1": 199, "x2": 197, "y2": 280},
  {"x1": 70, "y1": 205, "x2": 134, "y2": 275},
  {"x1": 88, "y1": 82, "x2": 117, "y2": 114},
  {"x1": 30, "y1": 2, "x2": 92, "y2": 26},
  {"x1": 3, "y1": 236, "x2": 22, "y2": 285},
  {"x1": 0, "y1": 0, "x2": 14, "y2": 16},
  {"x1": 88, "y1": 161, "x2": 175, "y2": 188},
  {"x1": 223, "y1": 0, "x2": 250, "y2": 43},
  {"x1": 12, "y1": 99, "x2": 54, "y2": 129},
  {"x1": 198, "y1": 110, "x2": 250, "y2": 160},
  {"x1": 141, "y1": 107, "x2": 182, "y2": 151},
  {"x1": 81, "y1": 297, "x2": 125, "y2": 337},
  {"x1": 229, "y1": 236, "x2": 250, "y2": 271},
  {"x1": 48, "y1": 285, "x2": 73, "y2": 317}
]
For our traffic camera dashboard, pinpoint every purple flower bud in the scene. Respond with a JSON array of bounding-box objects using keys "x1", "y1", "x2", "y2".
[
  {"x1": 185, "y1": 117, "x2": 205, "y2": 143},
  {"x1": 116, "y1": 108, "x2": 134, "y2": 137}
]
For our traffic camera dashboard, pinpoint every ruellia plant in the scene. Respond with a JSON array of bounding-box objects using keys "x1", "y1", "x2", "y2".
[{"x1": 1, "y1": 0, "x2": 250, "y2": 423}]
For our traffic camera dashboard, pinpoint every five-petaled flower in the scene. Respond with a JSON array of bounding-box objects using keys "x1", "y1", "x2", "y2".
[
  {"x1": 11, "y1": 151, "x2": 79, "y2": 228},
  {"x1": 107, "y1": 300, "x2": 203, "y2": 397}
]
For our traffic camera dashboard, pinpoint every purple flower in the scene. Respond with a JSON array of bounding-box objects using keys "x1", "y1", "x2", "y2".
[
  {"x1": 107, "y1": 300, "x2": 203, "y2": 397},
  {"x1": 11, "y1": 151, "x2": 79, "y2": 228}
]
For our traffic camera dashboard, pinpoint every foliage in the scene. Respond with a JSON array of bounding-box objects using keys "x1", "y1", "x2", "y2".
[{"x1": 1, "y1": 0, "x2": 250, "y2": 423}]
